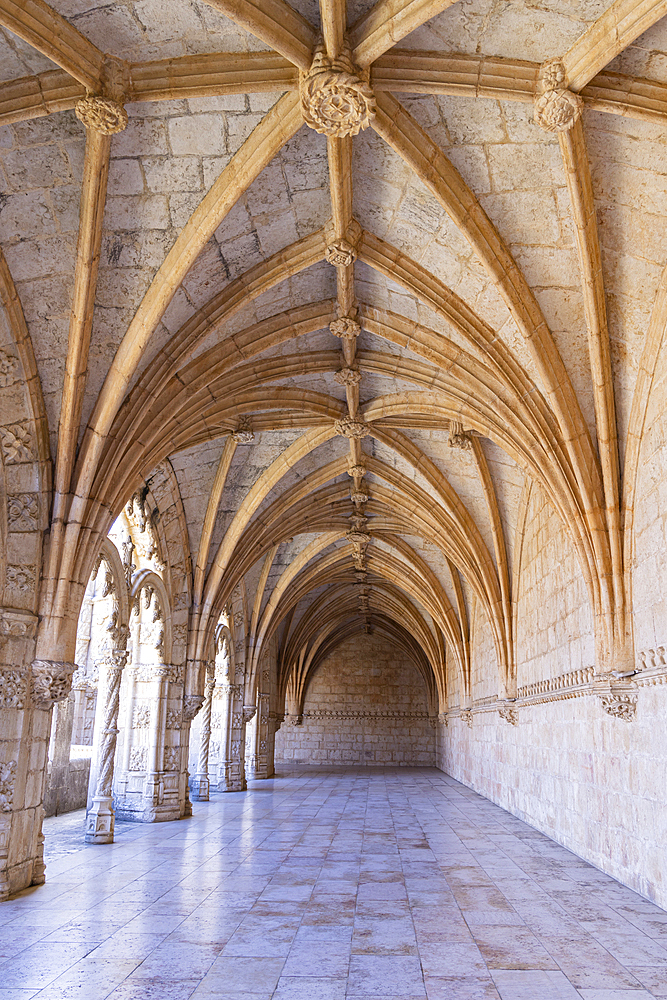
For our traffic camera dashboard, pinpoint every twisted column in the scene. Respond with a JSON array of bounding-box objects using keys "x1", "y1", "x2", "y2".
[
  {"x1": 191, "y1": 671, "x2": 215, "y2": 801},
  {"x1": 85, "y1": 649, "x2": 128, "y2": 844}
]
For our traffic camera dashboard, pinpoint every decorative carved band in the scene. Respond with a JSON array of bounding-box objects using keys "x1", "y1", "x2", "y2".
[
  {"x1": 31, "y1": 660, "x2": 77, "y2": 710},
  {"x1": 302, "y1": 709, "x2": 430, "y2": 720}
]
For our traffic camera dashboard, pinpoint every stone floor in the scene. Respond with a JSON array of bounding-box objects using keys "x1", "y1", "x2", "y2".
[{"x1": 1, "y1": 767, "x2": 666, "y2": 1000}]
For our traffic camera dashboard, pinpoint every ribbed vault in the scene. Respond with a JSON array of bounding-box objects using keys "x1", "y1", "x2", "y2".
[{"x1": 2, "y1": 0, "x2": 667, "y2": 719}]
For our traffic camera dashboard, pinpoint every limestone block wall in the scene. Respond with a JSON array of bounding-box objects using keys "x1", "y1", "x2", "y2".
[
  {"x1": 275, "y1": 634, "x2": 435, "y2": 766},
  {"x1": 436, "y1": 480, "x2": 667, "y2": 909}
]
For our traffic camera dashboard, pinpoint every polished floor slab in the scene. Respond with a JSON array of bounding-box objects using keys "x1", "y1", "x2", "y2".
[{"x1": 1, "y1": 767, "x2": 666, "y2": 999}]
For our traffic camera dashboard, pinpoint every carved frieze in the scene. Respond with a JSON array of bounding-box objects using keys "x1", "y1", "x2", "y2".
[{"x1": 300, "y1": 43, "x2": 375, "y2": 138}]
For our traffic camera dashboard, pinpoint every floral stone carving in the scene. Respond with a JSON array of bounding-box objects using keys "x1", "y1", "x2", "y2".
[
  {"x1": 0, "y1": 350, "x2": 19, "y2": 387},
  {"x1": 334, "y1": 416, "x2": 370, "y2": 439},
  {"x1": 0, "y1": 760, "x2": 16, "y2": 812},
  {"x1": 601, "y1": 693, "x2": 637, "y2": 721},
  {"x1": 330, "y1": 317, "x2": 361, "y2": 339},
  {"x1": 0, "y1": 425, "x2": 32, "y2": 463},
  {"x1": 7, "y1": 494, "x2": 39, "y2": 531},
  {"x1": 534, "y1": 59, "x2": 583, "y2": 133},
  {"x1": 75, "y1": 95, "x2": 128, "y2": 134},
  {"x1": 31, "y1": 660, "x2": 77, "y2": 710},
  {"x1": 301, "y1": 43, "x2": 375, "y2": 138}
]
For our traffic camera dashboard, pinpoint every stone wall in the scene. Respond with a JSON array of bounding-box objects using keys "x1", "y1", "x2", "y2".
[
  {"x1": 275, "y1": 633, "x2": 435, "y2": 766},
  {"x1": 437, "y1": 481, "x2": 667, "y2": 910}
]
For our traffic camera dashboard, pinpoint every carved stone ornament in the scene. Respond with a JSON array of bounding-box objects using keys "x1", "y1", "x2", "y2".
[
  {"x1": 31, "y1": 660, "x2": 77, "y2": 710},
  {"x1": 232, "y1": 417, "x2": 254, "y2": 444},
  {"x1": 330, "y1": 317, "x2": 361, "y2": 340},
  {"x1": 334, "y1": 367, "x2": 363, "y2": 386},
  {"x1": 534, "y1": 59, "x2": 583, "y2": 133},
  {"x1": 448, "y1": 420, "x2": 472, "y2": 450},
  {"x1": 460, "y1": 708, "x2": 473, "y2": 728},
  {"x1": 351, "y1": 490, "x2": 369, "y2": 504},
  {"x1": 438, "y1": 712, "x2": 448, "y2": 728},
  {"x1": 0, "y1": 350, "x2": 19, "y2": 387},
  {"x1": 242, "y1": 705, "x2": 257, "y2": 724},
  {"x1": 601, "y1": 693, "x2": 637, "y2": 721},
  {"x1": 300, "y1": 43, "x2": 376, "y2": 138},
  {"x1": 348, "y1": 464, "x2": 366, "y2": 479},
  {"x1": 0, "y1": 425, "x2": 32, "y2": 463},
  {"x1": 183, "y1": 694, "x2": 205, "y2": 722},
  {"x1": 334, "y1": 416, "x2": 370, "y2": 439},
  {"x1": 347, "y1": 529, "x2": 370, "y2": 547},
  {"x1": 0, "y1": 669, "x2": 27, "y2": 710},
  {"x1": 325, "y1": 239, "x2": 357, "y2": 267},
  {"x1": 75, "y1": 95, "x2": 128, "y2": 134},
  {"x1": 499, "y1": 705, "x2": 518, "y2": 725},
  {"x1": 7, "y1": 493, "x2": 39, "y2": 531},
  {"x1": 0, "y1": 608, "x2": 38, "y2": 639},
  {"x1": 0, "y1": 760, "x2": 16, "y2": 812}
]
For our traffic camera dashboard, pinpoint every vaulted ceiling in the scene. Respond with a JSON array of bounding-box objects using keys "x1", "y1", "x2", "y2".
[{"x1": 2, "y1": 0, "x2": 667, "y2": 702}]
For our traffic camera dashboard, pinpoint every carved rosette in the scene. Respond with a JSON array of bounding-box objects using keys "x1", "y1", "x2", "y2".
[
  {"x1": 75, "y1": 95, "x2": 128, "y2": 134},
  {"x1": 325, "y1": 240, "x2": 357, "y2": 267},
  {"x1": 300, "y1": 43, "x2": 376, "y2": 138},
  {"x1": 330, "y1": 317, "x2": 361, "y2": 340},
  {"x1": 183, "y1": 694, "x2": 205, "y2": 722},
  {"x1": 334, "y1": 416, "x2": 370, "y2": 439},
  {"x1": 601, "y1": 693, "x2": 637, "y2": 721},
  {"x1": 534, "y1": 60, "x2": 582, "y2": 133},
  {"x1": 31, "y1": 660, "x2": 77, "y2": 710}
]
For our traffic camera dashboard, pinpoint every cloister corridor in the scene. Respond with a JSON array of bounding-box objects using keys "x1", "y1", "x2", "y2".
[{"x1": 2, "y1": 767, "x2": 666, "y2": 1000}]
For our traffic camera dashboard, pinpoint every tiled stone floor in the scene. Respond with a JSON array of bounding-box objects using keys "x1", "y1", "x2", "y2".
[{"x1": 2, "y1": 767, "x2": 667, "y2": 1000}]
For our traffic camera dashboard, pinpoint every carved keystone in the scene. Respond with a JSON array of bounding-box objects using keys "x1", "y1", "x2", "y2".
[
  {"x1": 75, "y1": 95, "x2": 128, "y2": 134},
  {"x1": 534, "y1": 59, "x2": 583, "y2": 133},
  {"x1": 334, "y1": 416, "x2": 370, "y2": 438},
  {"x1": 301, "y1": 43, "x2": 376, "y2": 138}
]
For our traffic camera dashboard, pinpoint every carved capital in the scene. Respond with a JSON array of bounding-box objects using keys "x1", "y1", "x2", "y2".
[
  {"x1": 183, "y1": 694, "x2": 205, "y2": 722},
  {"x1": 31, "y1": 660, "x2": 77, "y2": 710},
  {"x1": 242, "y1": 705, "x2": 256, "y2": 724},
  {"x1": 75, "y1": 95, "x2": 128, "y2": 134},
  {"x1": 232, "y1": 417, "x2": 254, "y2": 444},
  {"x1": 300, "y1": 43, "x2": 375, "y2": 138},
  {"x1": 325, "y1": 239, "x2": 357, "y2": 267},
  {"x1": 334, "y1": 416, "x2": 370, "y2": 439},
  {"x1": 534, "y1": 59, "x2": 582, "y2": 133}
]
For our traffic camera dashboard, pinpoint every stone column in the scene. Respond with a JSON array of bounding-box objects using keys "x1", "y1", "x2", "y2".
[
  {"x1": 220, "y1": 683, "x2": 247, "y2": 791},
  {"x1": 190, "y1": 669, "x2": 215, "y2": 801},
  {"x1": 246, "y1": 694, "x2": 270, "y2": 778},
  {"x1": 142, "y1": 663, "x2": 170, "y2": 819},
  {"x1": 85, "y1": 650, "x2": 129, "y2": 843}
]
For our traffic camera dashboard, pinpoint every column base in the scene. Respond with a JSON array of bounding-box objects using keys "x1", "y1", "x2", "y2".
[
  {"x1": 190, "y1": 775, "x2": 210, "y2": 801},
  {"x1": 85, "y1": 795, "x2": 115, "y2": 844}
]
